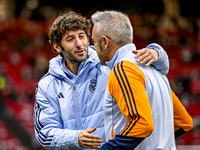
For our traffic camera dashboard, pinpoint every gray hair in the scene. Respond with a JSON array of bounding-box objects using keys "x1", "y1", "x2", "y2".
[{"x1": 91, "y1": 10, "x2": 133, "y2": 46}]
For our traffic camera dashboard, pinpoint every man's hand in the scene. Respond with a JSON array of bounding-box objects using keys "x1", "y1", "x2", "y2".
[
  {"x1": 132, "y1": 48, "x2": 159, "y2": 66},
  {"x1": 78, "y1": 127, "x2": 102, "y2": 149}
]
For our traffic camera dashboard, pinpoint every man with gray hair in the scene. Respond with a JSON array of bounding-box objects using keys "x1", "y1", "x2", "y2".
[
  {"x1": 91, "y1": 10, "x2": 193, "y2": 150},
  {"x1": 34, "y1": 11, "x2": 175, "y2": 150}
]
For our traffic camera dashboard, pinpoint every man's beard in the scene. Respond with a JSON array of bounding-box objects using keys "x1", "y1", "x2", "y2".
[{"x1": 61, "y1": 46, "x2": 88, "y2": 64}]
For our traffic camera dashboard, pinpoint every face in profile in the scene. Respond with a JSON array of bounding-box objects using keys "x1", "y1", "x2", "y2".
[{"x1": 92, "y1": 23, "x2": 107, "y2": 66}]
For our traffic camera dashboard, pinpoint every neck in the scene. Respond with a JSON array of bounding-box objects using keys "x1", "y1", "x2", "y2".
[
  {"x1": 65, "y1": 59, "x2": 80, "y2": 75},
  {"x1": 107, "y1": 43, "x2": 121, "y2": 62}
]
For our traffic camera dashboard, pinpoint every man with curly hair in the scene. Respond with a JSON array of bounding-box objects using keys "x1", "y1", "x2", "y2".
[{"x1": 34, "y1": 11, "x2": 170, "y2": 150}]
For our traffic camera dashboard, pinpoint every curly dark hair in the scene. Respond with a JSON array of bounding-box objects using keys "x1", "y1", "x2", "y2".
[{"x1": 48, "y1": 11, "x2": 92, "y2": 55}]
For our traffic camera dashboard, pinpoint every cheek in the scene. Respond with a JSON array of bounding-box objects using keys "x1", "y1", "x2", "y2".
[
  {"x1": 82, "y1": 38, "x2": 89, "y2": 46},
  {"x1": 93, "y1": 43, "x2": 98, "y2": 51},
  {"x1": 94, "y1": 42, "x2": 101, "y2": 52},
  {"x1": 61, "y1": 41, "x2": 72, "y2": 50},
  {"x1": 96, "y1": 50, "x2": 100, "y2": 57},
  {"x1": 97, "y1": 51, "x2": 104, "y2": 61}
]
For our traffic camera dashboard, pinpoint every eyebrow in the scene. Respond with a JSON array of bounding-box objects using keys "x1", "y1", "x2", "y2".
[
  {"x1": 78, "y1": 32, "x2": 86, "y2": 35},
  {"x1": 65, "y1": 31, "x2": 86, "y2": 39},
  {"x1": 65, "y1": 35, "x2": 74, "y2": 40}
]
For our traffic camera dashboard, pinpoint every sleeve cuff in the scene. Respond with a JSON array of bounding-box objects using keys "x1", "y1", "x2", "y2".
[{"x1": 146, "y1": 43, "x2": 163, "y2": 61}]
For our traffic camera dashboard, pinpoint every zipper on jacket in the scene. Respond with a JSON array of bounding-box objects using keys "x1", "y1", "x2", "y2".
[{"x1": 73, "y1": 86, "x2": 81, "y2": 129}]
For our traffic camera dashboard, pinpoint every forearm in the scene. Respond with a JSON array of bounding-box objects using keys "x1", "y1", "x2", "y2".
[
  {"x1": 38, "y1": 128, "x2": 82, "y2": 150},
  {"x1": 34, "y1": 90, "x2": 83, "y2": 150},
  {"x1": 97, "y1": 135, "x2": 144, "y2": 150},
  {"x1": 35, "y1": 126, "x2": 82, "y2": 149},
  {"x1": 35, "y1": 108, "x2": 83, "y2": 149},
  {"x1": 171, "y1": 89, "x2": 193, "y2": 138}
]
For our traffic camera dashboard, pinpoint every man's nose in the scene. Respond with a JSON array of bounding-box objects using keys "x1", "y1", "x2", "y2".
[{"x1": 76, "y1": 38, "x2": 82, "y2": 47}]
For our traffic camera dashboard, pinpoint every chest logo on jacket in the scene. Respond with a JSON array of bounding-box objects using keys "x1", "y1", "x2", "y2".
[
  {"x1": 89, "y1": 79, "x2": 97, "y2": 93},
  {"x1": 58, "y1": 92, "x2": 64, "y2": 99}
]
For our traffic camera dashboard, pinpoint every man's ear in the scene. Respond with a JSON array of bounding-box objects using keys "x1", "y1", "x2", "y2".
[
  {"x1": 101, "y1": 35, "x2": 110, "y2": 51},
  {"x1": 53, "y1": 43, "x2": 62, "y2": 54}
]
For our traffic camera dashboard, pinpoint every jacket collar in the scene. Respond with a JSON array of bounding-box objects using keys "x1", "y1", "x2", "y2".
[
  {"x1": 106, "y1": 43, "x2": 136, "y2": 69},
  {"x1": 49, "y1": 46, "x2": 99, "y2": 79}
]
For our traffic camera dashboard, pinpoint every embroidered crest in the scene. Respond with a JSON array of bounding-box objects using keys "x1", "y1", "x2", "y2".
[{"x1": 89, "y1": 79, "x2": 97, "y2": 93}]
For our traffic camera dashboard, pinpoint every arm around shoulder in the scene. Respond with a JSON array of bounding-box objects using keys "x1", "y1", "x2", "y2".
[{"x1": 146, "y1": 43, "x2": 169, "y2": 75}]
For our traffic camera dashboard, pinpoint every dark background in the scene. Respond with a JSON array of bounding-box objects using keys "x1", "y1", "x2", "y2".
[{"x1": 13, "y1": 0, "x2": 200, "y2": 18}]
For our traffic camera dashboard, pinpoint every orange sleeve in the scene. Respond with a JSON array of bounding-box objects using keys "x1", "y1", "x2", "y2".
[
  {"x1": 171, "y1": 89, "x2": 193, "y2": 132},
  {"x1": 108, "y1": 60, "x2": 154, "y2": 138}
]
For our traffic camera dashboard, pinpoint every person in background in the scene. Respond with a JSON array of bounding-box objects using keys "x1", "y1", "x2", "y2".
[
  {"x1": 91, "y1": 10, "x2": 193, "y2": 150},
  {"x1": 34, "y1": 11, "x2": 171, "y2": 150}
]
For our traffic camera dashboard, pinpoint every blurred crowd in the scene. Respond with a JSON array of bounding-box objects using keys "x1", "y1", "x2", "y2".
[{"x1": 0, "y1": 12, "x2": 200, "y2": 149}]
